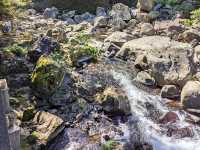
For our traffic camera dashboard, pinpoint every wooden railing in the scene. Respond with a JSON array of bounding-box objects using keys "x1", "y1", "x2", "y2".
[{"x1": 0, "y1": 79, "x2": 20, "y2": 150}]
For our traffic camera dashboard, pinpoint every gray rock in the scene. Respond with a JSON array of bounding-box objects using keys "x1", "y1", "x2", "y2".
[
  {"x1": 96, "y1": 87, "x2": 131, "y2": 115},
  {"x1": 134, "y1": 54, "x2": 148, "y2": 70},
  {"x1": 109, "y1": 3, "x2": 131, "y2": 21},
  {"x1": 74, "y1": 12, "x2": 95, "y2": 23},
  {"x1": 94, "y1": 16, "x2": 109, "y2": 27},
  {"x1": 161, "y1": 85, "x2": 180, "y2": 99},
  {"x1": 27, "y1": 9, "x2": 37, "y2": 15},
  {"x1": 181, "y1": 29, "x2": 200, "y2": 43},
  {"x1": 108, "y1": 17, "x2": 127, "y2": 31},
  {"x1": 43, "y1": 7, "x2": 58, "y2": 19},
  {"x1": 96, "y1": 7, "x2": 107, "y2": 16},
  {"x1": 64, "y1": 18, "x2": 76, "y2": 25},
  {"x1": 140, "y1": 23, "x2": 155, "y2": 35},
  {"x1": 194, "y1": 45, "x2": 200, "y2": 64},
  {"x1": 32, "y1": 111, "x2": 63, "y2": 142},
  {"x1": 81, "y1": 12, "x2": 95, "y2": 22},
  {"x1": 104, "y1": 31, "x2": 134, "y2": 47},
  {"x1": 181, "y1": 81, "x2": 200, "y2": 109},
  {"x1": 136, "y1": 11, "x2": 151, "y2": 22},
  {"x1": 2, "y1": 21, "x2": 12, "y2": 33},
  {"x1": 130, "y1": 8, "x2": 137, "y2": 18},
  {"x1": 104, "y1": 43, "x2": 120, "y2": 58},
  {"x1": 117, "y1": 36, "x2": 194, "y2": 87},
  {"x1": 62, "y1": 10, "x2": 76, "y2": 19},
  {"x1": 127, "y1": 19, "x2": 138, "y2": 30},
  {"x1": 136, "y1": 71, "x2": 155, "y2": 86}
]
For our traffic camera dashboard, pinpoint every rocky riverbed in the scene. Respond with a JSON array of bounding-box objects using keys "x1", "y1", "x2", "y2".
[{"x1": 1, "y1": 0, "x2": 200, "y2": 150}]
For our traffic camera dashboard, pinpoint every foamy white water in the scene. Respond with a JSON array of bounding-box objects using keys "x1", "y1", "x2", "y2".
[{"x1": 112, "y1": 71, "x2": 200, "y2": 150}]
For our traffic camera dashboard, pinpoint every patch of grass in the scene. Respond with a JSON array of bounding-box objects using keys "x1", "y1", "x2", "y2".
[
  {"x1": 67, "y1": 33, "x2": 100, "y2": 66},
  {"x1": 102, "y1": 140, "x2": 117, "y2": 150},
  {"x1": 3, "y1": 44, "x2": 27, "y2": 57}
]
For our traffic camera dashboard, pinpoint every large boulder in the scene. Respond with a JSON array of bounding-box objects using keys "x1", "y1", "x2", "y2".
[
  {"x1": 160, "y1": 85, "x2": 180, "y2": 99},
  {"x1": 31, "y1": 55, "x2": 65, "y2": 98},
  {"x1": 116, "y1": 36, "x2": 194, "y2": 87},
  {"x1": 181, "y1": 81, "x2": 200, "y2": 109},
  {"x1": 109, "y1": 3, "x2": 132, "y2": 21},
  {"x1": 31, "y1": 111, "x2": 63, "y2": 142},
  {"x1": 43, "y1": 7, "x2": 58, "y2": 19},
  {"x1": 28, "y1": 36, "x2": 60, "y2": 63},
  {"x1": 95, "y1": 86, "x2": 131, "y2": 115}
]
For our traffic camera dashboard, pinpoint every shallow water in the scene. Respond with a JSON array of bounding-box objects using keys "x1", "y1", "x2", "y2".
[{"x1": 112, "y1": 71, "x2": 200, "y2": 150}]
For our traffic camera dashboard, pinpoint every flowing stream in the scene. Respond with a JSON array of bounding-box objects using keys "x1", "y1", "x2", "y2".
[{"x1": 112, "y1": 71, "x2": 200, "y2": 150}]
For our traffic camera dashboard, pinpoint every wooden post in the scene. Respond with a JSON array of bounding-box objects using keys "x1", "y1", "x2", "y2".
[
  {"x1": 0, "y1": 79, "x2": 20, "y2": 150},
  {"x1": 0, "y1": 79, "x2": 11, "y2": 150}
]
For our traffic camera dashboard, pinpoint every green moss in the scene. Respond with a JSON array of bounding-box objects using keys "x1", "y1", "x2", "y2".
[
  {"x1": 102, "y1": 140, "x2": 117, "y2": 150},
  {"x1": 3, "y1": 44, "x2": 27, "y2": 57}
]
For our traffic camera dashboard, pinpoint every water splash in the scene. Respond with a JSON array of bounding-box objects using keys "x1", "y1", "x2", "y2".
[{"x1": 112, "y1": 71, "x2": 200, "y2": 150}]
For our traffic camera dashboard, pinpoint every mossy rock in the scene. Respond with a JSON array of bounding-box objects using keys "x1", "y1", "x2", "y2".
[{"x1": 31, "y1": 55, "x2": 65, "y2": 98}]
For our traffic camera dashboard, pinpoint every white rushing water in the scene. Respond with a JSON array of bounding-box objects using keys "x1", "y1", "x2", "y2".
[{"x1": 112, "y1": 71, "x2": 200, "y2": 150}]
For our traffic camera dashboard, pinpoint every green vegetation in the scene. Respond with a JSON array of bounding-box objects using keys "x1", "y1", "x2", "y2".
[
  {"x1": 156, "y1": 0, "x2": 178, "y2": 6},
  {"x1": 31, "y1": 55, "x2": 65, "y2": 98},
  {"x1": 182, "y1": 8, "x2": 200, "y2": 26},
  {"x1": 67, "y1": 33, "x2": 100, "y2": 66},
  {"x1": 0, "y1": 0, "x2": 12, "y2": 16},
  {"x1": 0, "y1": 0, "x2": 31, "y2": 17},
  {"x1": 50, "y1": 51, "x2": 67, "y2": 66},
  {"x1": 102, "y1": 140, "x2": 117, "y2": 150},
  {"x1": 3, "y1": 44, "x2": 27, "y2": 57},
  {"x1": 190, "y1": 8, "x2": 200, "y2": 24}
]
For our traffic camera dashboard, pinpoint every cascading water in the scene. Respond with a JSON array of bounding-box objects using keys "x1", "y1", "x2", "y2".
[{"x1": 112, "y1": 71, "x2": 200, "y2": 150}]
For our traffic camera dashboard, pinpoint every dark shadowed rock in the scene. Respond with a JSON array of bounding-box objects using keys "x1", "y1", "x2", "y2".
[
  {"x1": 160, "y1": 85, "x2": 180, "y2": 99},
  {"x1": 181, "y1": 81, "x2": 200, "y2": 109}
]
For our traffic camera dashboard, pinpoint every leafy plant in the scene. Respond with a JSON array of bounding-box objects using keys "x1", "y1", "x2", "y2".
[
  {"x1": 191, "y1": 8, "x2": 200, "y2": 24},
  {"x1": 67, "y1": 33, "x2": 100, "y2": 66},
  {"x1": 182, "y1": 8, "x2": 200, "y2": 26},
  {"x1": 102, "y1": 140, "x2": 117, "y2": 150},
  {"x1": 50, "y1": 51, "x2": 67, "y2": 66},
  {"x1": 3, "y1": 44, "x2": 27, "y2": 56}
]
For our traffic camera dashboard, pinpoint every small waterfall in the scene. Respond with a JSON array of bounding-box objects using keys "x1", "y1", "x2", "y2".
[{"x1": 112, "y1": 71, "x2": 200, "y2": 150}]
